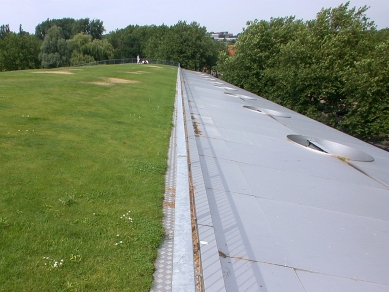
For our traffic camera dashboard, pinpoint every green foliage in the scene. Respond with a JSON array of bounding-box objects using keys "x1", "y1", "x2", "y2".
[
  {"x1": 71, "y1": 18, "x2": 90, "y2": 37},
  {"x1": 143, "y1": 26, "x2": 170, "y2": 59},
  {"x1": 67, "y1": 32, "x2": 92, "y2": 52},
  {"x1": 87, "y1": 19, "x2": 105, "y2": 40},
  {"x1": 107, "y1": 25, "x2": 168, "y2": 59},
  {"x1": 69, "y1": 51, "x2": 95, "y2": 66},
  {"x1": 145, "y1": 21, "x2": 220, "y2": 69},
  {"x1": 107, "y1": 21, "x2": 222, "y2": 69},
  {"x1": 219, "y1": 16, "x2": 304, "y2": 89},
  {"x1": 341, "y1": 40, "x2": 389, "y2": 140},
  {"x1": 35, "y1": 18, "x2": 105, "y2": 40},
  {"x1": 0, "y1": 32, "x2": 41, "y2": 71},
  {"x1": 83, "y1": 38, "x2": 114, "y2": 61},
  {"x1": 36, "y1": 18, "x2": 75, "y2": 40},
  {"x1": 39, "y1": 26, "x2": 70, "y2": 68},
  {"x1": 2, "y1": 18, "x2": 223, "y2": 72},
  {"x1": 67, "y1": 33, "x2": 94, "y2": 65},
  {"x1": 67, "y1": 33, "x2": 114, "y2": 65},
  {"x1": 0, "y1": 24, "x2": 11, "y2": 39},
  {"x1": 218, "y1": 2, "x2": 389, "y2": 142}
]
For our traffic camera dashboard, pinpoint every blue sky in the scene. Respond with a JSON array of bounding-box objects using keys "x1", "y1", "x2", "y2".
[{"x1": 1, "y1": 0, "x2": 388, "y2": 35}]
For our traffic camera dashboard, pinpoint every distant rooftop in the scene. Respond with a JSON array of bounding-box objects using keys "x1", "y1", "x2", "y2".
[{"x1": 209, "y1": 31, "x2": 238, "y2": 41}]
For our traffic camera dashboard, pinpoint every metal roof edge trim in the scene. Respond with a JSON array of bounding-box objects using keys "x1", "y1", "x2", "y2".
[
  {"x1": 171, "y1": 68, "x2": 196, "y2": 292},
  {"x1": 182, "y1": 70, "x2": 227, "y2": 291}
]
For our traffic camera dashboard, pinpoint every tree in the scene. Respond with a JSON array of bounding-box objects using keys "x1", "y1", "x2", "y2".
[
  {"x1": 71, "y1": 18, "x2": 90, "y2": 37},
  {"x1": 106, "y1": 22, "x2": 221, "y2": 68},
  {"x1": 145, "y1": 21, "x2": 219, "y2": 69},
  {"x1": 263, "y1": 3, "x2": 377, "y2": 127},
  {"x1": 83, "y1": 39, "x2": 114, "y2": 61},
  {"x1": 67, "y1": 33, "x2": 93, "y2": 65},
  {"x1": 67, "y1": 33, "x2": 114, "y2": 65},
  {"x1": 67, "y1": 32, "x2": 92, "y2": 52},
  {"x1": 35, "y1": 18, "x2": 105, "y2": 40},
  {"x1": 0, "y1": 32, "x2": 41, "y2": 71},
  {"x1": 217, "y1": 2, "x2": 389, "y2": 142},
  {"x1": 217, "y1": 16, "x2": 304, "y2": 92},
  {"x1": 107, "y1": 25, "x2": 166, "y2": 59},
  {"x1": 143, "y1": 25, "x2": 169, "y2": 59},
  {"x1": 36, "y1": 18, "x2": 75, "y2": 40},
  {"x1": 69, "y1": 51, "x2": 95, "y2": 65},
  {"x1": 39, "y1": 26, "x2": 70, "y2": 68},
  {"x1": 341, "y1": 40, "x2": 389, "y2": 140},
  {"x1": 0, "y1": 24, "x2": 10, "y2": 39},
  {"x1": 87, "y1": 19, "x2": 105, "y2": 40}
]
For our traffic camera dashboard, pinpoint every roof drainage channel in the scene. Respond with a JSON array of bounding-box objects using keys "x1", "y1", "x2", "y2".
[
  {"x1": 287, "y1": 134, "x2": 374, "y2": 162},
  {"x1": 171, "y1": 68, "x2": 196, "y2": 292},
  {"x1": 244, "y1": 105, "x2": 291, "y2": 118}
]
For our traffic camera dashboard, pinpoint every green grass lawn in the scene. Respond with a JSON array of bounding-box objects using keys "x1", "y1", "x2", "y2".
[{"x1": 0, "y1": 64, "x2": 177, "y2": 291}]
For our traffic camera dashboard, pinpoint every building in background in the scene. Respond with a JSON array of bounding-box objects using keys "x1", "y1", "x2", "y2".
[{"x1": 210, "y1": 31, "x2": 238, "y2": 42}]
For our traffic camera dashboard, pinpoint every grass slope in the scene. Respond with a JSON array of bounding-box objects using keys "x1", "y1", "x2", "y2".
[{"x1": 0, "y1": 64, "x2": 177, "y2": 291}]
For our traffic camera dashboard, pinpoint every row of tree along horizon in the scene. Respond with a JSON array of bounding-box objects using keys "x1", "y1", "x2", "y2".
[
  {"x1": 0, "y1": 18, "x2": 225, "y2": 70},
  {"x1": 0, "y1": 2, "x2": 388, "y2": 144}
]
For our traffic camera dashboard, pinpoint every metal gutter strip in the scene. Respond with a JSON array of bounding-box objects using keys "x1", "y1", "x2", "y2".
[{"x1": 171, "y1": 68, "x2": 196, "y2": 292}]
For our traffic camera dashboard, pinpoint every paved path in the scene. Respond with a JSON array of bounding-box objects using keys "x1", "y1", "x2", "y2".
[{"x1": 153, "y1": 68, "x2": 389, "y2": 292}]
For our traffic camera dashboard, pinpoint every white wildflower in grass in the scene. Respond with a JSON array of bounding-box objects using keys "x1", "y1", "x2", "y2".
[
  {"x1": 120, "y1": 210, "x2": 133, "y2": 222},
  {"x1": 43, "y1": 256, "x2": 64, "y2": 269}
]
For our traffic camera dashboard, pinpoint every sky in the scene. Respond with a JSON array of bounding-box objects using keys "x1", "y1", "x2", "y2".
[{"x1": 1, "y1": 0, "x2": 388, "y2": 35}]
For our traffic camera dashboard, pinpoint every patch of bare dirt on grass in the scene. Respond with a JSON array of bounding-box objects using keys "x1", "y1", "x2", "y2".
[
  {"x1": 148, "y1": 65, "x2": 162, "y2": 68},
  {"x1": 126, "y1": 71, "x2": 150, "y2": 74},
  {"x1": 33, "y1": 70, "x2": 74, "y2": 75},
  {"x1": 105, "y1": 77, "x2": 139, "y2": 84},
  {"x1": 82, "y1": 81, "x2": 112, "y2": 86},
  {"x1": 81, "y1": 77, "x2": 140, "y2": 86}
]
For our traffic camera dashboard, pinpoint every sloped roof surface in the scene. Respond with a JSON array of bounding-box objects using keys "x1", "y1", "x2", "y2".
[{"x1": 181, "y1": 69, "x2": 389, "y2": 291}]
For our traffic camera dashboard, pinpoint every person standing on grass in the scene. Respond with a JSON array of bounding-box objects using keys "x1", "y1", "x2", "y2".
[{"x1": 137, "y1": 54, "x2": 140, "y2": 64}]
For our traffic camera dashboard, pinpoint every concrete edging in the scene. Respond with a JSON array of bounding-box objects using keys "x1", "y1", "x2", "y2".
[{"x1": 171, "y1": 67, "x2": 196, "y2": 292}]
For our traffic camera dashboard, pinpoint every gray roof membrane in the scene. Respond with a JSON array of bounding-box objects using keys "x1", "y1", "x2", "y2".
[{"x1": 181, "y1": 69, "x2": 389, "y2": 291}]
